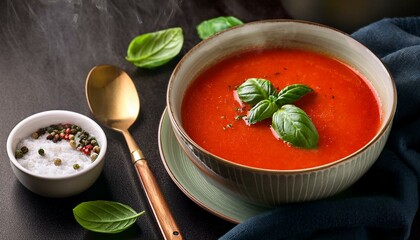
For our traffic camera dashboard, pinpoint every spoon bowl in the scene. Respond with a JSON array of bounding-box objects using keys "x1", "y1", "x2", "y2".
[
  {"x1": 85, "y1": 65, "x2": 140, "y2": 131},
  {"x1": 86, "y1": 65, "x2": 182, "y2": 239}
]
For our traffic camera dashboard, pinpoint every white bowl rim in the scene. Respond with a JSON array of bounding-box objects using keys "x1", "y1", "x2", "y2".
[
  {"x1": 167, "y1": 19, "x2": 397, "y2": 174},
  {"x1": 6, "y1": 110, "x2": 108, "y2": 180}
]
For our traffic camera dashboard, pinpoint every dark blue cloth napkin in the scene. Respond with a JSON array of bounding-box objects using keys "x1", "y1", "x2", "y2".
[{"x1": 220, "y1": 17, "x2": 420, "y2": 240}]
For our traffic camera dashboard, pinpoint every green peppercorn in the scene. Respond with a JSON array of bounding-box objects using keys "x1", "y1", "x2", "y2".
[
  {"x1": 21, "y1": 146, "x2": 28, "y2": 154},
  {"x1": 93, "y1": 146, "x2": 100, "y2": 154},
  {"x1": 31, "y1": 132, "x2": 39, "y2": 139},
  {"x1": 15, "y1": 149, "x2": 24, "y2": 159},
  {"x1": 69, "y1": 140, "x2": 77, "y2": 149},
  {"x1": 38, "y1": 148, "x2": 45, "y2": 156},
  {"x1": 37, "y1": 127, "x2": 46, "y2": 135},
  {"x1": 81, "y1": 139, "x2": 88, "y2": 146},
  {"x1": 73, "y1": 164, "x2": 80, "y2": 170},
  {"x1": 72, "y1": 125, "x2": 82, "y2": 133},
  {"x1": 53, "y1": 158, "x2": 62, "y2": 166},
  {"x1": 90, "y1": 153, "x2": 98, "y2": 161},
  {"x1": 47, "y1": 126, "x2": 54, "y2": 133}
]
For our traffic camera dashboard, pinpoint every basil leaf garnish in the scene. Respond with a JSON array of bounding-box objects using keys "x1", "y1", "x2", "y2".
[
  {"x1": 235, "y1": 78, "x2": 318, "y2": 148},
  {"x1": 73, "y1": 200, "x2": 145, "y2": 234},
  {"x1": 276, "y1": 84, "x2": 313, "y2": 106},
  {"x1": 126, "y1": 27, "x2": 184, "y2": 69},
  {"x1": 196, "y1": 16, "x2": 243, "y2": 40},
  {"x1": 248, "y1": 96, "x2": 279, "y2": 124},
  {"x1": 236, "y1": 78, "x2": 278, "y2": 106},
  {"x1": 272, "y1": 104, "x2": 319, "y2": 149}
]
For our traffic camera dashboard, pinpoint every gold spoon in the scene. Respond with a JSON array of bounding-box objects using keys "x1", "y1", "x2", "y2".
[{"x1": 85, "y1": 64, "x2": 182, "y2": 240}]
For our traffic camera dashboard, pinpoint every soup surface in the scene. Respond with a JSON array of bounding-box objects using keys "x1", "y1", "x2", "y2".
[{"x1": 181, "y1": 49, "x2": 381, "y2": 170}]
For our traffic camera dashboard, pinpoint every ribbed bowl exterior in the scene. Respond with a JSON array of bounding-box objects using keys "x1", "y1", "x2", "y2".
[{"x1": 173, "y1": 123, "x2": 391, "y2": 206}]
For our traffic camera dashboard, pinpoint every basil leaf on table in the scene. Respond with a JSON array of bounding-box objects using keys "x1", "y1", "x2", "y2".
[
  {"x1": 276, "y1": 84, "x2": 313, "y2": 106},
  {"x1": 126, "y1": 27, "x2": 184, "y2": 68},
  {"x1": 196, "y1": 16, "x2": 243, "y2": 40},
  {"x1": 73, "y1": 200, "x2": 145, "y2": 234},
  {"x1": 272, "y1": 104, "x2": 319, "y2": 149},
  {"x1": 236, "y1": 78, "x2": 278, "y2": 106}
]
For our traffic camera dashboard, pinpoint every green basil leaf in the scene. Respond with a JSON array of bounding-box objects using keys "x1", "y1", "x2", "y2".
[
  {"x1": 247, "y1": 96, "x2": 279, "y2": 124},
  {"x1": 276, "y1": 84, "x2": 313, "y2": 106},
  {"x1": 126, "y1": 27, "x2": 184, "y2": 68},
  {"x1": 236, "y1": 78, "x2": 278, "y2": 106},
  {"x1": 196, "y1": 16, "x2": 243, "y2": 40},
  {"x1": 272, "y1": 104, "x2": 318, "y2": 149},
  {"x1": 73, "y1": 200, "x2": 145, "y2": 234}
]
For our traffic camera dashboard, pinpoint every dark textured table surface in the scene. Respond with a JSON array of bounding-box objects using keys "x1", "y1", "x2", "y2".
[{"x1": 0, "y1": 1, "x2": 419, "y2": 239}]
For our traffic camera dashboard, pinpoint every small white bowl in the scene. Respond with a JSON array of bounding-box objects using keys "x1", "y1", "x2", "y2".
[{"x1": 7, "y1": 110, "x2": 107, "y2": 198}]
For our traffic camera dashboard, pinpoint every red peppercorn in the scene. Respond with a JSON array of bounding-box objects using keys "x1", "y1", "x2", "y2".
[
  {"x1": 52, "y1": 134, "x2": 60, "y2": 142},
  {"x1": 65, "y1": 128, "x2": 71, "y2": 134},
  {"x1": 81, "y1": 146, "x2": 90, "y2": 155}
]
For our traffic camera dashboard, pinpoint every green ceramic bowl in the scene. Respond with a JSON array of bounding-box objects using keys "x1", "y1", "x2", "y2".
[{"x1": 166, "y1": 20, "x2": 396, "y2": 206}]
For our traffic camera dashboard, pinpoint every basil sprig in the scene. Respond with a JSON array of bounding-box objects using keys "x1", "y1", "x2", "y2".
[
  {"x1": 196, "y1": 16, "x2": 243, "y2": 40},
  {"x1": 73, "y1": 200, "x2": 145, "y2": 234},
  {"x1": 126, "y1": 27, "x2": 184, "y2": 68},
  {"x1": 237, "y1": 78, "x2": 318, "y2": 149}
]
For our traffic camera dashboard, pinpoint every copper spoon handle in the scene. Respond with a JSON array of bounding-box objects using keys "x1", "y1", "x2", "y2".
[{"x1": 122, "y1": 130, "x2": 183, "y2": 240}]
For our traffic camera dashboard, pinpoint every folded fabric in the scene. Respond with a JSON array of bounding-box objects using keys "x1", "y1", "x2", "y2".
[{"x1": 220, "y1": 17, "x2": 420, "y2": 240}]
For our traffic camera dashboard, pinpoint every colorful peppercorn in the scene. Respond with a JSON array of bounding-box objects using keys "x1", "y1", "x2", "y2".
[
  {"x1": 90, "y1": 153, "x2": 98, "y2": 161},
  {"x1": 15, "y1": 149, "x2": 24, "y2": 159},
  {"x1": 31, "y1": 132, "x2": 39, "y2": 139},
  {"x1": 69, "y1": 140, "x2": 77, "y2": 149},
  {"x1": 92, "y1": 146, "x2": 100, "y2": 154},
  {"x1": 21, "y1": 123, "x2": 100, "y2": 164},
  {"x1": 53, "y1": 158, "x2": 62, "y2": 166},
  {"x1": 21, "y1": 146, "x2": 29, "y2": 154},
  {"x1": 38, "y1": 148, "x2": 45, "y2": 156}
]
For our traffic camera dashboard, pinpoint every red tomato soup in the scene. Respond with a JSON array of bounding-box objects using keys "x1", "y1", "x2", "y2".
[{"x1": 181, "y1": 49, "x2": 381, "y2": 170}]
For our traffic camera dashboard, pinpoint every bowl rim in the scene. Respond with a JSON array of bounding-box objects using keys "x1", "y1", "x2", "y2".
[
  {"x1": 6, "y1": 110, "x2": 108, "y2": 180},
  {"x1": 167, "y1": 19, "x2": 397, "y2": 174}
]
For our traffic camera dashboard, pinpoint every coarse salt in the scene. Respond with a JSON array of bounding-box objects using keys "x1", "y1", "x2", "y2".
[{"x1": 16, "y1": 134, "x2": 94, "y2": 176}]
